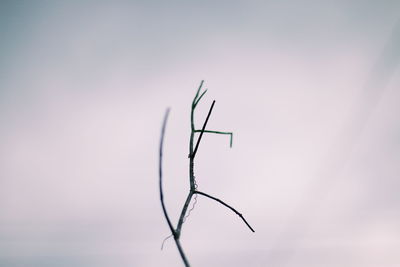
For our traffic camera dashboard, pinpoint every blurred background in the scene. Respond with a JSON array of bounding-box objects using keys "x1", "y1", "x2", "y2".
[{"x1": 1, "y1": 1, "x2": 399, "y2": 266}]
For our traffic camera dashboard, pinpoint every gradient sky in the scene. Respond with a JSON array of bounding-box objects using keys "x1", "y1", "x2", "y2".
[{"x1": 1, "y1": 1, "x2": 400, "y2": 266}]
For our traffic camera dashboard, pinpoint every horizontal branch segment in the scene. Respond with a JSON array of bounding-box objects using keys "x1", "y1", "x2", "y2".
[
  {"x1": 194, "y1": 130, "x2": 233, "y2": 147},
  {"x1": 195, "y1": 190, "x2": 255, "y2": 233}
]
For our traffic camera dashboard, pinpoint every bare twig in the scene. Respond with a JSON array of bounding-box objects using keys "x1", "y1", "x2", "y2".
[
  {"x1": 195, "y1": 191, "x2": 255, "y2": 233},
  {"x1": 194, "y1": 89, "x2": 208, "y2": 107},
  {"x1": 158, "y1": 108, "x2": 175, "y2": 236},
  {"x1": 158, "y1": 108, "x2": 190, "y2": 266},
  {"x1": 159, "y1": 81, "x2": 254, "y2": 267},
  {"x1": 190, "y1": 100, "x2": 215, "y2": 159},
  {"x1": 176, "y1": 191, "x2": 194, "y2": 238}
]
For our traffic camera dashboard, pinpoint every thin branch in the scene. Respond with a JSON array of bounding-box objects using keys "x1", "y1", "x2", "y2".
[
  {"x1": 159, "y1": 108, "x2": 190, "y2": 266},
  {"x1": 191, "y1": 81, "x2": 204, "y2": 132},
  {"x1": 195, "y1": 190, "x2": 255, "y2": 233},
  {"x1": 176, "y1": 191, "x2": 194, "y2": 238},
  {"x1": 175, "y1": 238, "x2": 190, "y2": 266},
  {"x1": 159, "y1": 108, "x2": 175, "y2": 236},
  {"x1": 192, "y1": 80, "x2": 204, "y2": 107},
  {"x1": 159, "y1": 81, "x2": 254, "y2": 267},
  {"x1": 161, "y1": 234, "x2": 173, "y2": 250},
  {"x1": 194, "y1": 130, "x2": 233, "y2": 147},
  {"x1": 190, "y1": 100, "x2": 216, "y2": 159},
  {"x1": 194, "y1": 89, "x2": 208, "y2": 107}
]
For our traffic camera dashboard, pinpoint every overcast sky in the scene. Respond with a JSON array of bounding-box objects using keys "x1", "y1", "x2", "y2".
[{"x1": 1, "y1": 1, "x2": 400, "y2": 266}]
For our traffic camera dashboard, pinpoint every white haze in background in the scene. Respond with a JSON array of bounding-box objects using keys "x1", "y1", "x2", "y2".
[{"x1": 1, "y1": 1, "x2": 399, "y2": 266}]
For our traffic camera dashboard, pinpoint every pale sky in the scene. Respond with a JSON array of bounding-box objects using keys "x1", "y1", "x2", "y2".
[{"x1": 1, "y1": 1, "x2": 400, "y2": 266}]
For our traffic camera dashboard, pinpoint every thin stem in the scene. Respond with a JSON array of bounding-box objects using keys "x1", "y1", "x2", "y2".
[
  {"x1": 175, "y1": 238, "x2": 190, "y2": 267},
  {"x1": 192, "y1": 80, "x2": 204, "y2": 109},
  {"x1": 159, "y1": 108, "x2": 190, "y2": 266},
  {"x1": 190, "y1": 100, "x2": 216, "y2": 159},
  {"x1": 159, "y1": 108, "x2": 175, "y2": 236},
  {"x1": 195, "y1": 190, "x2": 255, "y2": 233},
  {"x1": 176, "y1": 191, "x2": 194, "y2": 238},
  {"x1": 194, "y1": 89, "x2": 208, "y2": 107},
  {"x1": 159, "y1": 81, "x2": 254, "y2": 267}
]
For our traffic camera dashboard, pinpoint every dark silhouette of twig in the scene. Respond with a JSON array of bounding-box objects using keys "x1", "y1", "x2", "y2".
[
  {"x1": 158, "y1": 81, "x2": 254, "y2": 266},
  {"x1": 158, "y1": 108, "x2": 174, "y2": 236},
  {"x1": 195, "y1": 191, "x2": 255, "y2": 233},
  {"x1": 190, "y1": 100, "x2": 215, "y2": 159},
  {"x1": 158, "y1": 108, "x2": 190, "y2": 266}
]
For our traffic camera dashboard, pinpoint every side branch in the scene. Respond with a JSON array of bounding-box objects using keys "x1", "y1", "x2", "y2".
[
  {"x1": 194, "y1": 130, "x2": 233, "y2": 147},
  {"x1": 195, "y1": 190, "x2": 255, "y2": 233},
  {"x1": 159, "y1": 108, "x2": 176, "y2": 237},
  {"x1": 190, "y1": 100, "x2": 216, "y2": 159},
  {"x1": 192, "y1": 80, "x2": 204, "y2": 106},
  {"x1": 194, "y1": 89, "x2": 208, "y2": 107}
]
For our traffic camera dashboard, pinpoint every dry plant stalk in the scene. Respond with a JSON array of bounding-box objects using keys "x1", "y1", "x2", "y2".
[{"x1": 158, "y1": 81, "x2": 254, "y2": 266}]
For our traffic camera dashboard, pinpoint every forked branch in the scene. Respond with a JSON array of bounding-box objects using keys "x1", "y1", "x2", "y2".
[
  {"x1": 158, "y1": 108, "x2": 190, "y2": 266},
  {"x1": 159, "y1": 81, "x2": 254, "y2": 267}
]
